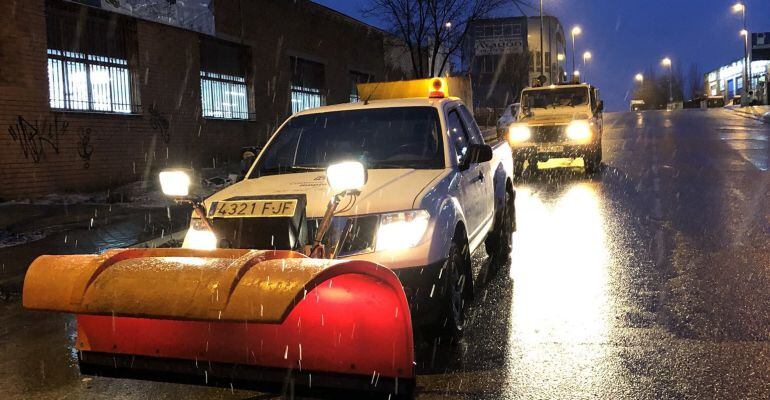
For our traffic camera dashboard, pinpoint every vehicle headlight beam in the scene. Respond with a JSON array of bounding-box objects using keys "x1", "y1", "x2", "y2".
[
  {"x1": 375, "y1": 210, "x2": 430, "y2": 251},
  {"x1": 184, "y1": 219, "x2": 217, "y2": 251},
  {"x1": 508, "y1": 125, "x2": 532, "y2": 143},
  {"x1": 566, "y1": 120, "x2": 592, "y2": 141}
]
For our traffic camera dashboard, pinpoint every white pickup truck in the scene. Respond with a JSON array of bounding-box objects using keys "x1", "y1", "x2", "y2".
[{"x1": 181, "y1": 81, "x2": 515, "y2": 335}]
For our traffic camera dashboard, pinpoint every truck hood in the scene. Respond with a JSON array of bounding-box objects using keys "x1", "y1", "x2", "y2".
[
  {"x1": 521, "y1": 109, "x2": 590, "y2": 126},
  {"x1": 204, "y1": 169, "x2": 445, "y2": 219}
]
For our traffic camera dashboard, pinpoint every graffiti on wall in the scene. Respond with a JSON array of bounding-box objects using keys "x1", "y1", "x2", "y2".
[
  {"x1": 148, "y1": 105, "x2": 171, "y2": 144},
  {"x1": 77, "y1": 128, "x2": 95, "y2": 169},
  {"x1": 7, "y1": 116, "x2": 67, "y2": 163}
]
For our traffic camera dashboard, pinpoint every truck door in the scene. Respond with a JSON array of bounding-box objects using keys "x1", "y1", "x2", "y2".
[
  {"x1": 458, "y1": 105, "x2": 494, "y2": 228},
  {"x1": 446, "y1": 108, "x2": 486, "y2": 238}
]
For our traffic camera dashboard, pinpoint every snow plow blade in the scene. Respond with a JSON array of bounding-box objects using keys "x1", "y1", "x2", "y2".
[{"x1": 23, "y1": 248, "x2": 415, "y2": 395}]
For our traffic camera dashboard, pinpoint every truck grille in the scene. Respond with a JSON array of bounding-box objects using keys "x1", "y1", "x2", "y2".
[{"x1": 533, "y1": 125, "x2": 566, "y2": 143}]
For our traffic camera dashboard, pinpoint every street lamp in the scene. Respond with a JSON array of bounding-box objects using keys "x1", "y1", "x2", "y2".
[
  {"x1": 582, "y1": 51, "x2": 592, "y2": 82},
  {"x1": 573, "y1": 70, "x2": 581, "y2": 83},
  {"x1": 733, "y1": 2, "x2": 750, "y2": 102},
  {"x1": 661, "y1": 57, "x2": 673, "y2": 103},
  {"x1": 571, "y1": 26, "x2": 582, "y2": 78},
  {"x1": 635, "y1": 73, "x2": 644, "y2": 84}
]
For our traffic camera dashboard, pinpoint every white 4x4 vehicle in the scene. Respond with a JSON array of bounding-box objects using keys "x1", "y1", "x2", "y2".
[
  {"x1": 507, "y1": 84, "x2": 604, "y2": 175},
  {"x1": 183, "y1": 93, "x2": 515, "y2": 334}
]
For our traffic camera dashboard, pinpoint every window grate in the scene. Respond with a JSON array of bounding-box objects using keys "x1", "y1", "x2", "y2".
[
  {"x1": 47, "y1": 50, "x2": 134, "y2": 113},
  {"x1": 291, "y1": 86, "x2": 325, "y2": 114},
  {"x1": 200, "y1": 71, "x2": 249, "y2": 120},
  {"x1": 46, "y1": 2, "x2": 139, "y2": 114},
  {"x1": 199, "y1": 37, "x2": 250, "y2": 120},
  {"x1": 290, "y1": 57, "x2": 325, "y2": 114}
]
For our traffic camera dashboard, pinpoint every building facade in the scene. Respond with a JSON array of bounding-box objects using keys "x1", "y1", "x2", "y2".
[
  {"x1": 705, "y1": 58, "x2": 770, "y2": 105},
  {"x1": 526, "y1": 16, "x2": 567, "y2": 85},
  {"x1": 0, "y1": 0, "x2": 395, "y2": 199},
  {"x1": 463, "y1": 16, "x2": 565, "y2": 113}
]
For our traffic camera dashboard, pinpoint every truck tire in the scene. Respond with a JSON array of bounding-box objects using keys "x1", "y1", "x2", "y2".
[
  {"x1": 513, "y1": 159, "x2": 525, "y2": 178},
  {"x1": 584, "y1": 146, "x2": 601, "y2": 174},
  {"x1": 486, "y1": 188, "x2": 513, "y2": 274},
  {"x1": 442, "y1": 236, "x2": 471, "y2": 338}
]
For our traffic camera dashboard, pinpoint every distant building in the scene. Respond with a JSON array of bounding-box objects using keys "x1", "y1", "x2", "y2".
[
  {"x1": 704, "y1": 58, "x2": 770, "y2": 105},
  {"x1": 462, "y1": 16, "x2": 566, "y2": 113}
]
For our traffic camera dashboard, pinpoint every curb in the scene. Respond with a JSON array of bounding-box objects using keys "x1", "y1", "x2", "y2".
[{"x1": 726, "y1": 107, "x2": 770, "y2": 123}]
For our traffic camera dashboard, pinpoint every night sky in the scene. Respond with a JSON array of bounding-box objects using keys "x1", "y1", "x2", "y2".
[{"x1": 315, "y1": 0, "x2": 770, "y2": 111}]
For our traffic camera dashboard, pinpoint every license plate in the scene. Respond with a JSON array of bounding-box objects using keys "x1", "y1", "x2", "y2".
[
  {"x1": 538, "y1": 145, "x2": 564, "y2": 153},
  {"x1": 208, "y1": 200, "x2": 298, "y2": 218}
]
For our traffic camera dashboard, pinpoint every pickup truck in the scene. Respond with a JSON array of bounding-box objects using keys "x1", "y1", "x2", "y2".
[
  {"x1": 507, "y1": 83, "x2": 604, "y2": 175},
  {"x1": 181, "y1": 81, "x2": 516, "y2": 336}
]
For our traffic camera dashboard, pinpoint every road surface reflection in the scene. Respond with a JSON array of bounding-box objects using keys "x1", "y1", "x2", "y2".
[{"x1": 502, "y1": 173, "x2": 623, "y2": 398}]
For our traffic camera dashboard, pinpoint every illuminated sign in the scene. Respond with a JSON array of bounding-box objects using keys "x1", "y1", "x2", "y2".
[
  {"x1": 475, "y1": 38, "x2": 524, "y2": 56},
  {"x1": 67, "y1": 0, "x2": 215, "y2": 35}
]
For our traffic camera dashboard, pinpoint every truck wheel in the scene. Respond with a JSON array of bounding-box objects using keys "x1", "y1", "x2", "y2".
[
  {"x1": 486, "y1": 189, "x2": 513, "y2": 274},
  {"x1": 513, "y1": 159, "x2": 525, "y2": 178},
  {"x1": 584, "y1": 148, "x2": 601, "y2": 174},
  {"x1": 442, "y1": 237, "x2": 470, "y2": 338}
]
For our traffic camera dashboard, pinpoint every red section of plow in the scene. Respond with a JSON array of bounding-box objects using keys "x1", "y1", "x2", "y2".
[{"x1": 77, "y1": 273, "x2": 414, "y2": 380}]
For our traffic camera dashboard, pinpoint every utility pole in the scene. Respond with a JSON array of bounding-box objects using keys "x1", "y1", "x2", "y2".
[{"x1": 539, "y1": 0, "x2": 546, "y2": 83}]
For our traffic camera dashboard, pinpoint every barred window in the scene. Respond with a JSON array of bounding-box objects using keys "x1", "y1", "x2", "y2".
[
  {"x1": 290, "y1": 57, "x2": 326, "y2": 114},
  {"x1": 200, "y1": 37, "x2": 250, "y2": 120},
  {"x1": 349, "y1": 71, "x2": 373, "y2": 103},
  {"x1": 46, "y1": 2, "x2": 139, "y2": 113}
]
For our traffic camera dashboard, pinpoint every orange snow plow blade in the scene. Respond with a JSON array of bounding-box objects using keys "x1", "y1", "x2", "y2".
[{"x1": 23, "y1": 248, "x2": 415, "y2": 395}]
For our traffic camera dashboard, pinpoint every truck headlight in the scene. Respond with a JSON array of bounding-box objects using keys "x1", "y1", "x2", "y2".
[
  {"x1": 184, "y1": 219, "x2": 217, "y2": 251},
  {"x1": 376, "y1": 210, "x2": 430, "y2": 251},
  {"x1": 508, "y1": 125, "x2": 531, "y2": 143},
  {"x1": 566, "y1": 120, "x2": 592, "y2": 141}
]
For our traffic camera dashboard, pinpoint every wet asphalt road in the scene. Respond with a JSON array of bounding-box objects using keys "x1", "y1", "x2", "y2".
[{"x1": 1, "y1": 109, "x2": 769, "y2": 399}]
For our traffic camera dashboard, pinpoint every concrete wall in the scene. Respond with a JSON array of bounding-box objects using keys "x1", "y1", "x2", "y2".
[{"x1": 0, "y1": 0, "x2": 388, "y2": 200}]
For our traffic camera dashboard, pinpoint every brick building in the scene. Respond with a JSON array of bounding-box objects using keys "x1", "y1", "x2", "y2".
[{"x1": 0, "y1": 0, "x2": 398, "y2": 200}]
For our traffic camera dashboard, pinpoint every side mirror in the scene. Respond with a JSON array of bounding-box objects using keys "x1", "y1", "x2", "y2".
[
  {"x1": 461, "y1": 144, "x2": 493, "y2": 170},
  {"x1": 597, "y1": 100, "x2": 605, "y2": 112}
]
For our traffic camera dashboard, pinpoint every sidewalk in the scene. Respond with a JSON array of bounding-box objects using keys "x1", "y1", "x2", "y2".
[
  {"x1": 0, "y1": 168, "x2": 240, "y2": 298},
  {"x1": 0, "y1": 201, "x2": 191, "y2": 298},
  {"x1": 726, "y1": 105, "x2": 770, "y2": 123}
]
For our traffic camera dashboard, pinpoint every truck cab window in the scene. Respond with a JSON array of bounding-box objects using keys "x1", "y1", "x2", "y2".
[
  {"x1": 458, "y1": 105, "x2": 485, "y2": 145},
  {"x1": 447, "y1": 110, "x2": 470, "y2": 163}
]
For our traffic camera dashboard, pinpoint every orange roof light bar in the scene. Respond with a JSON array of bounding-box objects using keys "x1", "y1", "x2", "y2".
[{"x1": 428, "y1": 78, "x2": 446, "y2": 98}]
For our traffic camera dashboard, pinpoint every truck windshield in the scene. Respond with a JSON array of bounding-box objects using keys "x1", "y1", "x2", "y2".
[
  {"x1": 250, "y1": 107, "x2": 444, "y2": 177},
  {"x1": 522, "y1": 87, "x2": 589, "y2": 109}
]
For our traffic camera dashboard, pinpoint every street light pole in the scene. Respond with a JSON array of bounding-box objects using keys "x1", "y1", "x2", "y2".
[
  {"x1": 582, "y1": 51, "x2": 592, "y2": 82},
  {"x1": 571, "y1": 26, "x2": 581, "y2": 80},
  {"x1": 734, "y1": 2, "x2": 750, "y2": 101},
  {"x1": 540, "y1": 0, "x2": 546, "y2": 82},
  {"x1": 662, "y1": 58, "x2": 673, "y2": 103}
]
